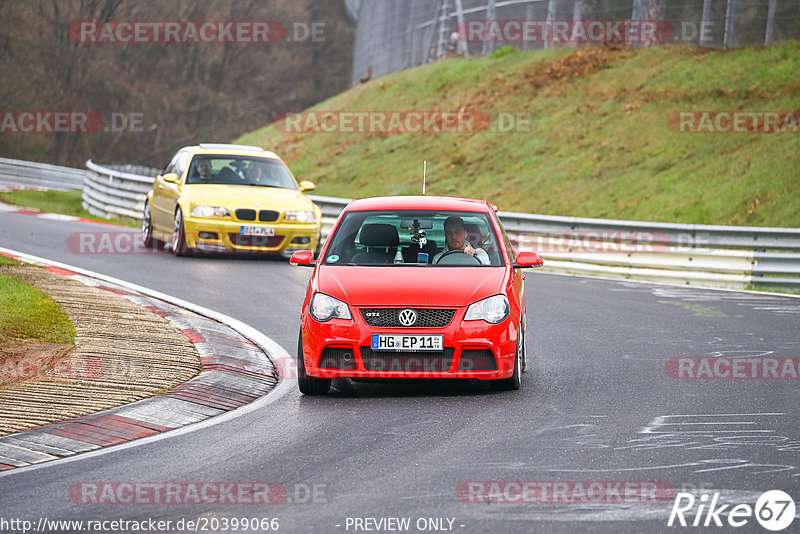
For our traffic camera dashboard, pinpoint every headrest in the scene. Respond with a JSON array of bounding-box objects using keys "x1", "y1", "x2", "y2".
[
  {"x1": 359, "y1": 223, "x2": 399, "y2": 247},
  {"x1": 464, "y1": 223, "x2": 483, "y2": 242}
]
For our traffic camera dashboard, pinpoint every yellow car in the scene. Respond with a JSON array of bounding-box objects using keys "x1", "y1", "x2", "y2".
[{"x1": 142, "y1": 144, "x2": 322, "y2": 256}]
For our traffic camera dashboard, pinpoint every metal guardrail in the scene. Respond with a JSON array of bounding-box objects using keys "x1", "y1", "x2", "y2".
[
  {"x1": 497, "y1": 210, "x2": 800, "y2": 291},
  {"x1": 1, "y1": 157, "x2": 798, "y2": 292},
  {"x1": 309, "y1": 196, "x2": 800, "y2": 292},
  {"x1": 83, "y1": 160, "x2": 159, "y2": 220},
  {"x1": 0, "y1": 157, "x2": 85, "y2": 191}
]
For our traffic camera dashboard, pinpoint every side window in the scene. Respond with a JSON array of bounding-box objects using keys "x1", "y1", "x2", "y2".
[
  {"x1": 493, "y1": 214, "x2": 515, "y2": 262},
  {"x1": 162, "y1": 152, "x2": 181, "y2": 175},
  {"x1": 174, "y1": 151, "x2": 191, "y2": 178}
]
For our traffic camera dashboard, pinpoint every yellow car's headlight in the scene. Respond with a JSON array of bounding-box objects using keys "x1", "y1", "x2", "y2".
[
  {"x1": 190, "y1": 206, "x2": 230, "y2": 218},
  {"x1": 285, "y1": 210, "x2": 316, "y2": 223}
]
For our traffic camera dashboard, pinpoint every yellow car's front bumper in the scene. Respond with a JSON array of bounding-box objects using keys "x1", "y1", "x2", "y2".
[{"x1": 183, "y1": 217, "x2": 321, "y2": 254}]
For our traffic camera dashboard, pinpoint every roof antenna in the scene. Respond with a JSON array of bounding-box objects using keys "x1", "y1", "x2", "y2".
[{"x1": 422, "y1": 160, "x2": 427, "y2": 195}]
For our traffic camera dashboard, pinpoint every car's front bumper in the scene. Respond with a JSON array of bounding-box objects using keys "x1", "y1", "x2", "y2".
[
  {"x1": 300, "y1": 307, "x2": 519, "y2": 380},
  {"x1": 183, "y1": 217, "x2": 321, "y2": 254}
]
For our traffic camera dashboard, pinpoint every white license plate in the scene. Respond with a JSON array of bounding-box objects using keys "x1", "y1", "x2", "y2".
[
  {"x1": 371, "y1": 334, "x2": 443, "y2": 352},
  {"x1": 240, "y1": 226, "x2": 275, "y2": 236}
]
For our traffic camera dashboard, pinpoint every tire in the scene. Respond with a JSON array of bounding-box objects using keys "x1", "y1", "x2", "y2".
[
  {"x1": 171, "y1": 208, "x2": 189, "y2": 256},
  {"x1": 492, "y1": 328, "x2": 522, "y2": 391},
  {"x1": 520, "y1": 315, "x2": 527, "y2": 373},
  {"x1": 142, "y1": 200, "x2": 155, "y2": 249},
  {"x1": 297, "y1": 331, "x2": 331, "y2": 395}
]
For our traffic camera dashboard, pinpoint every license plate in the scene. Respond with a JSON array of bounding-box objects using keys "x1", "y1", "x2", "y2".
[
  {"x1": 371, "y1": 334, "x2": 443, "y2": 352},
  {"x1": 240, "y1": 226, "x2": 275, "y2": 236}
]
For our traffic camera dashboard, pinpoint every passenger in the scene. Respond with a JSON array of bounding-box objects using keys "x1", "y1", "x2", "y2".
[
  {"x1": 433, "y1": 216, "x2": 490, "y2": 265},
  {"x1": 244, "y1": 163, "x2": 267, "y2": 184}
]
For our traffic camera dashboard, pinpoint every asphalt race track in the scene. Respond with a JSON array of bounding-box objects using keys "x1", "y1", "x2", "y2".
[{"x1": 1, "y1": 209, "x2": 799, "y2": 534}]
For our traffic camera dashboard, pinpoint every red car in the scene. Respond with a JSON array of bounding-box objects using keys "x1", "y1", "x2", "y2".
[{"x1": 290, "y1": 196, "x2": 543, "y2": 395}]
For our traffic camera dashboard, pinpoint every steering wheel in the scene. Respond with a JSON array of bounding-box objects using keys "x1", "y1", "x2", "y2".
[{"x1": 434, "y1": 249, "x2": 482, "y2": 265}]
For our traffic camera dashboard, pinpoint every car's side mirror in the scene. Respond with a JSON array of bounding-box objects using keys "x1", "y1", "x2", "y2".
[
  {"x1": 161, "y1": 173, "x2": 180, "y2": 184},
  {"x1": 290, "y1": 249, "x2": 316, "y2": 266},
  {"x1": 298, "y1": 180, "x2": 315, "y2": 192},
  {"x1": 513, "y1": 251, "x2": 543, "y2": 269}
]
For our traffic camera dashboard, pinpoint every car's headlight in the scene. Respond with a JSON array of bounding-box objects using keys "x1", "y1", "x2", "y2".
[
  {"x1": 309, "y1": 293, "x2": 352, "y2": 322},
  {"x1": 464, "y1": 295, "x2": 510, "y2": 324},
  {"x1": 190, "y1": 205, "x2": 230, "y2": 218},
  {"x1": 285, "y1": 210, "x2": 316, "y2": 223}
]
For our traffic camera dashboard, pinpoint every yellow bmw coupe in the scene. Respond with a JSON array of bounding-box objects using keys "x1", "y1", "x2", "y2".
[{"x1": 143, "y1": 144, "x2": 322, "y2": 256}]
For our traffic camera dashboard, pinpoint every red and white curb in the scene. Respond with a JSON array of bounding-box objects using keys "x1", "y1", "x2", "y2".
[
  {"x1": 0, "y1": 248, "x2": 293, "y2": 474},
  {"x1": 0, "y1": 185, "x2": 49, "y2": 193},
  {"x1": 0, "y1": 197, "x2": 114, "y2": 226}
]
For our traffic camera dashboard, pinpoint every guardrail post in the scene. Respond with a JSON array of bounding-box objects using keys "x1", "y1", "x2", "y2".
[
  {"x1": 570, "y1": 1, "x2": 582, "y2": 50},
  {"x1": 724, "y1": 0, "x2": 737, "y2": 48},
  {"x1": 765, "y1": 0, "x2": 777, "y2": 45}
]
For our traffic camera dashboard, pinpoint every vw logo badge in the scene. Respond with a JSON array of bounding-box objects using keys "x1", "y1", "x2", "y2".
[{"x1": 398, "y1": 309, "x2": 417, "y2": 326}]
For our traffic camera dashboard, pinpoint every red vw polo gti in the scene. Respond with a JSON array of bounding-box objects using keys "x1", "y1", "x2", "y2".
[{"x1": 290, "y1": 196, "x2": 543, "y2": 395}]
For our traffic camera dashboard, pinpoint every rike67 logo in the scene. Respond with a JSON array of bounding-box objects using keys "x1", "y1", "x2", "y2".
[{"x1": 668, "y1": 490, "x2": 796, "y2": 531}]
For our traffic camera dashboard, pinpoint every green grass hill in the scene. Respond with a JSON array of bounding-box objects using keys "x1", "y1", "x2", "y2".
[{"x1": 238, "y1": 43, "x2": 800, "y2": 227}]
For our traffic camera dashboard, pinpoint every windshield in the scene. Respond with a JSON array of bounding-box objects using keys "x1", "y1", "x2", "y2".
[
  {"x1": 323, "y1": 210, "x2": 504, "y2": 267},
  {"x1": 185, "y1": 155, "x2": 298, "y2": 190}
]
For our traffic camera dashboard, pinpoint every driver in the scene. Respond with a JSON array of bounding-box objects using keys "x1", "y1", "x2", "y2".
[
  {"x1": 433, "y1": 216, "x2": 490, "y2": 265},
  {"x1": 196, "y1": 161, "x2": 213, "y2": 180}
]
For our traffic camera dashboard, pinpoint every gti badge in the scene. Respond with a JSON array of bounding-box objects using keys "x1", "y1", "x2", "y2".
[{"x1": 398, "y1": 309, "x2": 417, "y2": 326}]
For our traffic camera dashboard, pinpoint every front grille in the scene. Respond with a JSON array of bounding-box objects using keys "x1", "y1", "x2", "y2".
[
  {"x1": 236, "y1": 209, "x2": 257, "y2": 221},
  {"x1": 318, "y1": 347, "x2": 357, "y2": 370},
  {"x1": 360, "y1": 347, "x2": 454, "y2": 373},
  {"x1": 458, "y1": 349, "x2": 497, "y2": 371},
  {"x1": 360, "y1": 308, "x2": 456, "y2": 328},
  {"x1": 228, "y1": 234, "x2": 284, "y2": 248},
  {"x1": 259, "y1": 210, "x2": 280, "y2": 222}
]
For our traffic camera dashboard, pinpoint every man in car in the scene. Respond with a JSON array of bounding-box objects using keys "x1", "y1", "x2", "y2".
[
  {"x1": 244, "y1": 162, "x2": 268, "y2": 184},
  {"x1": 433, "y1": 215, "x2": 490, "y2": 265},
  {"x1": 196, "y1": 161, "x2": 213, "y2": 180}
]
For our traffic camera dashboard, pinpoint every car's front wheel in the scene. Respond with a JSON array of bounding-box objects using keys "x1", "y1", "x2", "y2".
[
  {"x1": 297, "y1": 332, "x2": 331, "y2": 395},
  {"x1": 142, "y1": 200, "x2": 156, "y2": 249},
  {"x1": 520, "y1": 315, "x2": 527, "y2": 373},
  {"x1": 171, "y1": 208, "x2": 189, "y2": 256},
  {"x1": 492, "y1": 328, "x2": 522, "y2": 391}
]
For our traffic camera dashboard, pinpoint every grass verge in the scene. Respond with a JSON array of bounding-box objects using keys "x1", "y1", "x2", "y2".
[
  {"x1": 0, "y1": 266, "x2": 75, "y2": 344},
  {"x1": 0, "y1": 190, "x2": 138, "y2": 228}
]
